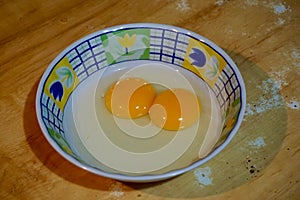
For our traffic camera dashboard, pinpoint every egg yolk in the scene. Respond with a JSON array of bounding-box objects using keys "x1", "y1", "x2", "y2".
[
  {"x1": 149, "y1": 88, "x2": 201, "y2": 131},
  {"x1": 105, "y1": 78, "x2": 156, "y2": 119}
]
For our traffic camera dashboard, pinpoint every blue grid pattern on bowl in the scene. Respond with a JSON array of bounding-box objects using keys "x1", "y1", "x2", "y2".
[
  {"x1": 214, "y1": 68, "x2": 241, "y2": 113},
  {"x1": 41, "y1": 93, "x2": 64, "y2": 135},
  {"x1": 67, "y1": 35, "x2": 108, "y2": 81},
  {"x1": 149, "y1": 28, "x2": 188, "y2": 66},
  {"x1": 40, "y1": 26, "x2": 243, "y2": 156}
]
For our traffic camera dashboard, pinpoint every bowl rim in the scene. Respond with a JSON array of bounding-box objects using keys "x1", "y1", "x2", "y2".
[{"x1": 35, "y1": 23, "x2": 246, "y2": 182}]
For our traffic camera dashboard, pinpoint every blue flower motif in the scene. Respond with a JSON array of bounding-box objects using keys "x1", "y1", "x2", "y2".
[
  {"x1": 50, "y1": 81, "x2": 63, "y2": 101},
  {"x1": 189, "y1": 48, "x2": 206, "y2": 67}
]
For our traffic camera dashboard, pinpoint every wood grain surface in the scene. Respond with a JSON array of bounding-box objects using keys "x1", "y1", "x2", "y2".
[{"x1": 0, "y1": 0, "x2": 299, "y2": 199}]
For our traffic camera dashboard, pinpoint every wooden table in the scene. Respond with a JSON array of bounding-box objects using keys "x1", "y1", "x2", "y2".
[{"x1": 1, "y1": 0, "x2": 299, "y2": 199}]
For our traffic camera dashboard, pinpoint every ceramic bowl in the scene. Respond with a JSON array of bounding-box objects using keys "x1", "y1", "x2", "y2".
[{"x1": 36, "y1": 23, "x2": 246, "y2": 182}]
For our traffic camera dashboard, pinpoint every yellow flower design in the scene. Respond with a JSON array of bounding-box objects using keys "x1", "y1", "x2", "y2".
[
  {"x1": 62, "y1": 145, "x2": 74, "y2": 155},
  {"x1": 118, "y1": 34, "x2": 136, "y2": 54},
  {"x1": 225, "y1": 118, "x2": 235, "y2": 129}
]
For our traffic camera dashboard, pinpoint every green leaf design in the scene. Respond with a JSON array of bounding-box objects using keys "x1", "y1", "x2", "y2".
[
  {"x1": 206, "y1": 71, "x2": 216, "y2": 77},
  {"x1": 142, "y1": 37, "x2": 150, "y2": 46},
  {"x1": 101, "y1": 35, "x2": 109, "y2": 47},
  {"x1": 105, "y1": 52, "x2": 116, "y2": 65},
  {"x1": 232, "y1": 98, "x2": 240, "y2": 107},
  {"x1": 205, "y1": 56, "x2": 219, "y2": 79},
  {"x1": 56, "y1": 66, "x2": 74, "y2": 89},
  {"x1": 140, "y1": 48, "x2": 150, "y2": 60},
  {"x1": 48, "y1": 128, "x2": 73, "y2": 154}
]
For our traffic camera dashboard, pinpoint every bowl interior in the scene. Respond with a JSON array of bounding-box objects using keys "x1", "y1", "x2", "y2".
[{"x1": 36, "y1": 24, "x2": 245, "y2": 181}]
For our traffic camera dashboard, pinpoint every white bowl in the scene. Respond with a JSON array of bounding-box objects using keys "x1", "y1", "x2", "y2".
[{"x1": 36, "y1": 23, "x2": 246, "y2": 182}]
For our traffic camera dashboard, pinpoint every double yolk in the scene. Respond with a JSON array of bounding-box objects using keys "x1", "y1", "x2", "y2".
[{"x1": 104, "y1": 78, "x2": 200, "y2": 131}]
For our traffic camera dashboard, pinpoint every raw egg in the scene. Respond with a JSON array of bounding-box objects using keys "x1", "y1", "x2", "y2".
[
  {"x1": 149, "y1": 88, "x2": 201, "y2": 131},
  {"x1": 105, "y1": 78, "x2": 156, "y2": 119}
]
